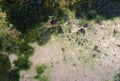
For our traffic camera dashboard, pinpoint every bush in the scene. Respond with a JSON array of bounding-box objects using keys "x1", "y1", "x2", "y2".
[
  {"x1": 9, "y1": 69, "x2": 20, "y2": 81},
  {"x1": 0, "y1": 38, "x2": 2, "y2": 51},
  {"x1": 14, "y1": 56, "x2": 31, "y2": 70},
  {"x1": 73, "y1": 0, "x2": 97, "y2": 19},
  {"x1": 1, "y1": 0, "x2": 52, "y2": 33},
  {"x1": 114, "y1": 73, "x2": 120, "y2": 81},
  {"x1": 35, "y1": 65, "x2": 49, "y2": 81},
  {"x1": 6, "y1": 0, "x2": 44, "y2": 33},
  {"x1": 1, "y1": 0, "x2": 68, "y2": 33},
  {"x1": 0, "y1": 53, "x2": 11, "y2": 81},
  {"x1": 19, "y1": 42, "x2": 34, "y2": 56},
  {"x1": 36, "y1": 65, "x2": 47, "y2": 75},
  {"x1": 0, "y1": 53, "x2": 11, "y2": 69}
]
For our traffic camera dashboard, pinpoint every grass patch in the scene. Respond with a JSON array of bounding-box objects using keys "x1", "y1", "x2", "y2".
[
  {"x1": 35, "y1": 65, "x2": 49, "y2": 81},
  {"x1": 36, "y1": 65, "x2": 47, "y2": 75}
]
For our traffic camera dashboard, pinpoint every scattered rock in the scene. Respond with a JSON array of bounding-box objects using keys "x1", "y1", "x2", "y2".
[
  {"x1": 113, "y1": 29, "x2": 118, "y2": 37},
  {"x1": 117, "y1": 44, "x2": 120, "y2": 48},
  {"x1": 94, "y1": 45, "x2": 101, "y2": 52},
  {"x1": 61, "y1": 48, "x2": 65, "y2": 52},
  {"x1": 92, "y1": 54, "x2": 96, "y2": 58},
  {"x1": 94, "y1": 46, "x2": 98, "y2": 50}
]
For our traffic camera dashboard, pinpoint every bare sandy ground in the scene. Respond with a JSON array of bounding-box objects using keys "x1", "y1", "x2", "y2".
[{"x1": 20, "y1": 18, "x2": 120, "y2": 81}]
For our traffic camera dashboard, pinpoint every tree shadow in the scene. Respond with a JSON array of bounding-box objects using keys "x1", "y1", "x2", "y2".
[{"x1": 72, "y1": 0, "x2": 120, "y2": 20}]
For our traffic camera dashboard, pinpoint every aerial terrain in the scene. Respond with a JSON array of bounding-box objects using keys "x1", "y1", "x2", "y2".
[{"x1": 0, "y1": 0, "x2": 120, "y2": 81}]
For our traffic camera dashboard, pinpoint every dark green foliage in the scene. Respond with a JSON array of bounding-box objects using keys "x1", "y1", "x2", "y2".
[
  {"x1": 72, "y1": 0, "x2": 120, "y2": 20},
  {"x1": 93, "y1": 0, "x2": 120, "y2": 19},
  {"x1": 53, "y1": 8, "x2": 69, "y2": 21},
  {"x1": 9, "y1": 69, "x2": 20, "y2": 81},
  {"x1": 1, "y1": 37, "x2": 34, "y2": 56},
  {"x1": 0, "y1": 27, "x2": 33, "y2": 81},
  {"x1": 0, "y1": 60, "x2": 20, "y2": 81},
  {"x1": 72, "y1": 0, "x2": 97, "y2": 19},
  {"x1": 0, "y1": 53, "x2": 11, "y2": 69},
  {"x1": 0, "y1": 53, "x2": 10, "y2": 81},
  {"x1": 0, "y1": 9, "x2": 20, "y2": 81},
  {"x1": 1, "y1": 0, "x2": 46, "y2": 33},
  {"x1": 35, "y1": 65, "x2": 49, "y2": 81},
  {"x1": 14, "y1": 56, "x2": 31, "y2": 70},
  {"x1": 0, "y1": 38, "x2": 2, "y2": 51},
  {"x1": 114, "y1": 73, "x2": 120, "y2": 81},
  {"x1": 36, "y1": 65, "x2": 47, "y2": 74},
  {"x1": 0, "y1": 0, "x2": 67, "y2": 33},
  {"x1": 18, "y1": 42, "x2": 34, "y2": 56}
]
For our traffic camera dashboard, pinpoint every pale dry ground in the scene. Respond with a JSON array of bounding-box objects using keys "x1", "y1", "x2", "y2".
[{"x1": 20, "y1": 18, "x2": 120, "y2": 81}]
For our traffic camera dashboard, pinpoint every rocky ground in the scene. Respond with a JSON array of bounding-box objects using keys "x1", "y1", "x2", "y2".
[{"x1": 19, "y1": 18, "x2": 120, "y2": 81}]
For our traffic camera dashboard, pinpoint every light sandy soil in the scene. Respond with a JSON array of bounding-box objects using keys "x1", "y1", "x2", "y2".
[{"x1": 20, "y1": 18, "x2": 120, "y2": 81}]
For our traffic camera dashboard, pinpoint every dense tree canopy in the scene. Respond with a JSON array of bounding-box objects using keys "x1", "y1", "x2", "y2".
[{"x1": 0, "y1": 0, "x2": 68, "y2": 33}]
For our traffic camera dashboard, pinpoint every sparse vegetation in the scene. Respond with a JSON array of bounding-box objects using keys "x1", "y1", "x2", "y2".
[
  {"x1": 0, "y1": 0, "x2": 120, "y2": 81},
  {"x1": 14, "y1": 56, "x2": 31, "y2": 70},
  {"x1": 35, "y1": 65, "x2": 49, "y2": 81},
  {"x1": 114, "y1": 73, "x2": 120, "y2": 81}
]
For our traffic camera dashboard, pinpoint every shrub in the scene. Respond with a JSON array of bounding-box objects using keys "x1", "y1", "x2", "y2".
[
  {"x1": 36, "y1": 65, "x2": 47, "y2": 75},
  {"x1": 35, "y1": 65, "x2": 49, "y2": 81},
  {"x1": 19, "y1": 42, "x2": 34, "y2": 56},
  {"x1": 114, "y1": 73, "x2": 120, "y2": 81},
  {"x1": 0, "y1": 53, "x2": 11, "y2": 69},
  {"x1": 1, "y1": 0, "x2": 68, "y2": 33},
  {"x1": 9, "y1": 69, "x2": 20, "y2": 81},
  {"x1": 0, "y1": 53, "x2": 11, "y2": 81},
  {"x1": 73, "y1": 0, "x2": 97, "y2": 19},
  {"x1": 14, "y1": 56, "x2": 31, "y2": 70}
]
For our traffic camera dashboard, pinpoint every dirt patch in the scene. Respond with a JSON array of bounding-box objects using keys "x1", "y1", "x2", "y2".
[{"x1": 20, "y1": 18, "x2": 120, "y2": 81}]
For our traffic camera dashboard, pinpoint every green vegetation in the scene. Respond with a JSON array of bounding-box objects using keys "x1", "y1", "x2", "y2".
[
  {"x1": 72, "y1": 0, "x2": 97, "y2": 19},
  {"x1": 114, "y1": 73, "x2": 120, "y2": 81},
  {"x1": 14, "y1": 56, "x2": 31, "y2": 70},
  {"x1": 0, "y1": 0, "x2": 120, "y2": 81},
  {"x1": 36, "y1": 65, "x2": 47, "y2": 75},
  {"x1": 8, "y1": 69, "x2": 20, "y2": 81},
  {"x1": 35, "y1": 65, "x2": 49, "y2": 81},
  {"x1": 0, "y1": 0, "x2": 68, "y2": 33},
  {"x1": 0, "y1": 53, "x2": 10, "y2": 81},
  {"x1": 0, "y1": 52, "x2": 20, "y2": 81}
]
